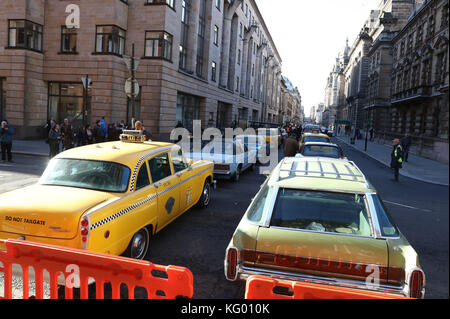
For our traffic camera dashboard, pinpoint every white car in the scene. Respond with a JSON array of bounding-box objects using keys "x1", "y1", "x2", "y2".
[{"x1": 185, "y1": 139, "x2": 257, "y2": 182}]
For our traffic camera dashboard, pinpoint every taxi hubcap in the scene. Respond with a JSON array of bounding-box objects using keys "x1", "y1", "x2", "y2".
[
  {"x1": 203, "y1": 183, "x2": 210, "y2": 206},
  {"x1": 131, "y1": 229, "x2": 149, "y2": 259}
]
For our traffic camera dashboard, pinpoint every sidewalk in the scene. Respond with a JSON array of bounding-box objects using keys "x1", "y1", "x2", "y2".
[
  {"x1": 335, "y1": 135, "x2": 449, "y2": 186},
  {"x1": 11, "y1": 140, "x2": 49, "y2": 157}
]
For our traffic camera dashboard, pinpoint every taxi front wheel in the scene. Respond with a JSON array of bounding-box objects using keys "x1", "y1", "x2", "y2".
[{"x1": 123, "y1": 227, "x2": 150, "y2": 260}]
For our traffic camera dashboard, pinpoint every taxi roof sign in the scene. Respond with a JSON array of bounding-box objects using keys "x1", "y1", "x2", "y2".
[{"x1": 120, "y1": 130, "x2": 145, "y2": 143}]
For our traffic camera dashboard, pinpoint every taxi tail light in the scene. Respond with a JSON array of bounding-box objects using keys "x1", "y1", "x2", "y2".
[
  {"x1": 225, "y1": 247, "x2": 238, "y2": 281},
  {"x1": 80, "y1": 216, "x2": 90, "y2": 249},
  {"x1": 409, "y1": 269, "x2": 425, "y2": 299}
]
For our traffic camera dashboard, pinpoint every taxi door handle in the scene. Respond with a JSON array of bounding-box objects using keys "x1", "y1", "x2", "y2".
[
  {"x1": 176, "y1": 172, "x2": 183, "y2": 177},
  {"x1": 154, "y1": 183, "x2": 162, "y2": 188}
]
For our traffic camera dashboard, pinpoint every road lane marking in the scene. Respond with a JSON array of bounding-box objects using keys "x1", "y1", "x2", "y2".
[{"x1": 383, "y1": 200, "x2": 433, "y2": 213}]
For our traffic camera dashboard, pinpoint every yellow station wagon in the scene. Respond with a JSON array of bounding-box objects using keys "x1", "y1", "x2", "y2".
[
  {"x1": 225, "y1": 157, "x2": 425, "y2": 298},
  {"x1": 0, "y1": 131, "x2": 214, "y2": 260}
]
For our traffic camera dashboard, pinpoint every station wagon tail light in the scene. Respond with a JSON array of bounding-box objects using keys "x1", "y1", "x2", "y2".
[
  {"x1": 225, "y1": 247, "x2": 239, "y2": 281},
  {"x1": 409, "y1": 269, "x2": 425, "y2": 299},
  {"x1": 80, "y1": 216, "x2": 90, "y2": 250}
]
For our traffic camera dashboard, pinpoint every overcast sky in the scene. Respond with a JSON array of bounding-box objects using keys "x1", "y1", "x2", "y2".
[{"x1": 256, "y1": 0, "x2": 380, "y2": 117}]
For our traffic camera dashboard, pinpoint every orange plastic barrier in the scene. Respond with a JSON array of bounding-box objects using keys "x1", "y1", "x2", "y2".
[
  {"x1": 0, "y1": 239, "x2": 193, "y2": 299},
  {"x1": 245, "y1": 275, "x2": 411, "y2": 299}
]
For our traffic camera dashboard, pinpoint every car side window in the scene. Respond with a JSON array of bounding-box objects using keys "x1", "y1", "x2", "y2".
[
  {"x1": 247, "y1": 183, "x2": 270, "y2": 223},
  {"x1": 149, "y1": 153, "x2": 172, "y2": 183},
  {"x1": 136, "y1": 162, "x2": 150, "y2": 191},
  {"x1": 171, "y1": 148, "x2": 188, "y2": 173}
]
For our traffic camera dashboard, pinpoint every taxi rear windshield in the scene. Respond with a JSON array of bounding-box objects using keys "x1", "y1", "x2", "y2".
[
  {"x1": 303, "y1": 145, "x2": 339, "y2": 158},
  {"x1": 271, "y1": 189, "x2": 372, "y2": 237},
  {"x1": 39, "y1": 159, "x2": 131, "y2": 193},
  {"x1": 303, "y1": 136, "x2": 330, "y2": 143}
]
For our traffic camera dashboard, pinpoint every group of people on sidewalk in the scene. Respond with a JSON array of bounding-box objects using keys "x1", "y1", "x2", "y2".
[{"x1": 45, "y1": 117, "x2": 152, "y2": 158}]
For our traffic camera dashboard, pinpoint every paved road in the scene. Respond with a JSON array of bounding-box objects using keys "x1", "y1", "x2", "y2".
[
  {"x1": 335, "y1": 139, "x2": 449, "y2": 299},
  {"x1": 0, "y1": 148, "x2": 448, "y2": 299}
]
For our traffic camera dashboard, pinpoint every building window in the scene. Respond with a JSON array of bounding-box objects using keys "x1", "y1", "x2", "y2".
[
  {"x1": 145, "y1": 31, "x2": 173, "y2": 60},
  {"x1": 48, "y1": 82, "x2": 91, "y2": 127},
  {"x1": 237, "y1": 49, "x2": 241, "y2": 65},
  {"x1": 211, "y1": 61, "x2": 217, "y2": 82},
  {"x1": 196, "y1": 0, "x2": 207, "y2": 78},
  {"x1": 239, "y1": 22, "x2": 243, "y2": 38},
  {"x1": 146, "y1": 0, "x2": 175, "y2": 9},
  {"x1": 95, "y1": 25, "x2": 126, "y2": 55},
  {"x1": 0, "y1": 78, "x2": 6, "y2": 121},
  {"x1": 213, "y1": 25, "x2": 219, "y2": 46},
  {"x1": 236, "y1": 76, "x2": 240, "y2": 92},
  {"x1": 215, "y1": 0, "x2": 220, "y2": 10},
  {"x1": 176, "y1": 93, "x2": 201, "y2": 132},
  {"x1": 61, "y1": 26, "x2": 77, "y2": 53},
  {"x1": 179, "y1": 0, "x2": 190, "y2": 70},
  {"x1": 8, "y1": 20, "x2": 43, "y2": 52}
]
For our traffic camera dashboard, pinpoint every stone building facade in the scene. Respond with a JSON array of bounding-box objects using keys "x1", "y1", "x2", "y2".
[
  {"x1": 280, "y1": 76, "x2": 303, "y2": 125},
  {"x1": 343, "y1": 11, "x2": 378, "y2": 132},
  {"x1": 0, "y1": 0, "x2": 288, "y2": 140},
  {"x1": 365, "y1": 0, "x2": 425, "y2": 135},
  {"x1": 327, "y1": 0, "x2": 448, "y2": 163},
  {"x1": 324, "y1": 39, "x2": 350, "y2": 130},
  {"x1": 389, "y1": 0, "x2": 449, "y2": 163}
]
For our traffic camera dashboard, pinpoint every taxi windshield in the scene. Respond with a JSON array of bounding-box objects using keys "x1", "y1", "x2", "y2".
[
  {"x1": 39, "y1": 159, "x2": 131, "y2": 193},
  {"x1": 303, "y1": 145, "x2": 339, "y2": 158},
  {"x1": 303, "y1": 136, "x2": 330, "y2": 143}
]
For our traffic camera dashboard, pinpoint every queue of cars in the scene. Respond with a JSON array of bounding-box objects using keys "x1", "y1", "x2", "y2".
[{"x1": 0, "y1": 127, "x2": 425, "y2": 299}]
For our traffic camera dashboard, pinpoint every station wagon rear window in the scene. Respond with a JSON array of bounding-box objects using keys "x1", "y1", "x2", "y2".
[
  {"x1": 303, "y1": 145, "x2": 339, "y2": 158},
  {"x1": 270, "y1": 189, "x2": 372, "y2": 237},
  {"x1": 39, "y1": 159, "x2": 131, "y2": 193},
  {"x1": 303, "y1": 136, "x2": 330, "y2": 143}
]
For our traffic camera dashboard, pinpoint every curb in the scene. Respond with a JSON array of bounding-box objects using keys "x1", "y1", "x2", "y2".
[{"x1": 335, "y1": 137, "x2": 449, "y2": 187}]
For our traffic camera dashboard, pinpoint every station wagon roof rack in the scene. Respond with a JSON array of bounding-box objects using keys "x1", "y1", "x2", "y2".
[{"x1": 277, "y1": 157, "x2": 371, "y2": 189}]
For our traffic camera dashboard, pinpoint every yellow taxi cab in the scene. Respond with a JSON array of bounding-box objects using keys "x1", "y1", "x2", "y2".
[
  {"x1": 257, "y1": 128, "x2": 281, "y2": 148},
  {"x1": 299, "y1": 132, "x2": 331, "y2": 149},
  {"x1": 0, "y1": 131, "x2": 214, "y2": 260}
]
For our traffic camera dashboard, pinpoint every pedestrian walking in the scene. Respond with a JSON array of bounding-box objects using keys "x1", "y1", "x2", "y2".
[
  {"x1": 100, "y1": 117, "x2": 108, "y2": 141},
  {"x1": 283, "y1": 134, "x2": 299, "y2": 157},
  {"x1": 62, "y1": 124, "x2": 74, "y2": 150},
  {"x1": 93, "y1": 120, "x2": 102, "y2": 143},
  {"x1": 400, "y1": 133, "x2": 412, "y2": 163},
  {"x1": 85, "y1": 124, "x2": 94, "y2": 144},
  {"x1": 45, "y1": 117, "x2": 56, "y2": 134},
  {"x1": 1, "y1": 120, "x2": 14, "y2": 163},
  {"x1": 390, "y1": 138, "x2": 404, "y2": 182},
  {"x1": 369, "y1": 127, "x2": 374, "y2": 141},
  {"x1": 48, "y1": 124, "x2": 62, "y2": 158}
]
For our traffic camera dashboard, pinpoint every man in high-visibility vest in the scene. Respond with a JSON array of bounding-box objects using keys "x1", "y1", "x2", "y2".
[{"x1": 390, "y1": 138, "x2": 404, "y2": 182}]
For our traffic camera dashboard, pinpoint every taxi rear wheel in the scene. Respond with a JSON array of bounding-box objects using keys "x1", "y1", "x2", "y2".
[
  {"x1": 124, "y1": 227, "x2": 150, "y2": 260},
  {"x1": 197, "y1": 180, "x2": 211, "y2": 209}
]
